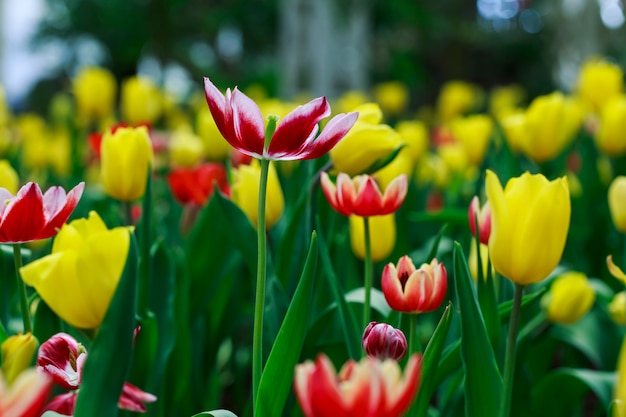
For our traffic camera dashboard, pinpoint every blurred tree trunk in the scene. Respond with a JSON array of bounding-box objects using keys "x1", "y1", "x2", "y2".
[{"x1": 278, "y1": 0, "x2": 373, "y2": 99}]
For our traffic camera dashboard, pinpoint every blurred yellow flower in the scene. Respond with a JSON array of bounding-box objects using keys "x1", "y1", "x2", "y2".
[
  {"x1": 349, "y1": 214, "x2": 396, "y2": 261},
  {"x1": 20, "y1": 211, "x2": 132, "y2": 329},
  {"x1": 196, "y1": 107, "x2": 232, "y2": 160},
  {"x1": 374, "y1": 149, "x2": 414, "y2": 191},
  {"x1": 415, "y1": 153, "x2": 449, "y2": 188},
  {"x1": 595, "y1": 95, "x2": 626, "y2": 157},
  {"x1": 449, "y1": 114, "x2": 494, "y2": 166},
  {"x1": 542, "y1": 272, "x2": 595, "y2": 324},
  {"x1": 334, "y1": 90, "x2": 369, "y2": 115},
  {"x1": 468, "y1": 242, "x2": 493, "y2": 281},
  {"x1": 489, "y1": 84, "x2": 525, "y2": 118},
  {"x1": 373, "y1": 81, "x2": 410, "y2": 117},
  {"x1": 577, "y1": 57, "x2": 623, "y2": 113},
  {"x1": 396, "y1": 120, "x2": 429, "y2": 162},
  {"x1": 610, "y1": 292, "x2": 626, "y2": 326},
  {"x1": 48, "y1": 129, "x2": 72, "y2": 177},
  {"x1": 231, "y1": 160, "x2": 284, "y2": 228},
  {"x1": 121, "y1": 76, "x2": 162, "y2": 124},
  {"x1": 486, "y1": 170, "x2": 570, "y2": 285},
  {"x1": 101, "y1": 126, "x2": 154, "y2": 201},
  {"x1": 499, "y1": 111, "x2": 526, "y2": 153},
  {"x1": 169, "y1": 126, "x2": 204, "y2": 168},
  {"x1": 1, "y1": 333, "x2": 37, "y2": 385},
  {"x1": 609, "y1": 176, "x2": 626, "y2": 233},
  {"x1": 437, "y1": 142, "x2": 469, "y2": 175},
  {"x1": 73, "y1": 67, "x2": 117, "y2": 123},
  {"x1": 437, "y1": 81, "x2": 482, "y2": 122},
  {"x1": 0, "y1": 160, "x2": 19, "y2": 194},
  {"x1": 608, "y1": 255, "x2": 626, "y2": 285}
]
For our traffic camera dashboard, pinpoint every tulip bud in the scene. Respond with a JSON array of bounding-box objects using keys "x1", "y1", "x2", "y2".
[
  {"x1": 437, "y1": 80, "x2": 482, "y2": 122},
  {"x1": 396, "y1": 120, "x2": 429, "y2": 162},
  {"x1": 542, "y1": 272, "x2": 595, "y2": 325},
  {"x1": 609, "y1": 176, "x2": 626, "y2": 233},
  {"x1": 595, "y1": 95, "x2": 626, "y2": 157},
  {"x1": 576, "y1": 58, "x2": 623, "y2": 112},
  {"x1": 449, "y1": 114, "x2": 494, "y2": 166},
  {"x1": 468, "y1": 196, "x2": 491, "y2": 245},
  {"x1": 121, "y1": 76, "x2": 162, "y2": 125},
  {"x1": 610, "y1": 292, "x2": 626, "y2": 326},
  {"x1": 468, "y1": 242, "x2": 493, "y2": 281},
  {"x1": 73, "y1": 66, "x2": 117, "y2": 123},
  {"x1": 373, "y1": 81, "x2": 409, "y2": 117},
  {"x1": 168, "y1": 126, "x2": 204, "y2": 168},
  {"x1": 1, "y1": 333, "x2": 38, "y2": 384},
  {"x1": 362, "y1": 321, "x2": 407, "y2": 361},
  {"x1": 349, "y1": 214, "x2": 396, "y2": 262}
]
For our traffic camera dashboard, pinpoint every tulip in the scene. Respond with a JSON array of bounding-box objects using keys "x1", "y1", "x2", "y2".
[
  {"x1": 373, "y1": 81, "x2": 409, "y2": 117},
  {"x1": 168, "y1": 126, "x2": 204, "y2": 168},
  {"x1": 381, "y1": 256, "x2": 447, "y2": 314},
  {"x1": 321, "y1": 172, "x2": 407, "y2": 217},
  {"x1": 0, "y1": 182, "x2": 84, "y2": 243},
  {"x1": 449, "y1": 114, "x2": 494, "y2": 166},
  {"x1": 100, "y1": 125, "x2": 154, "y2": 201},
  {"x1": 1, "y1": 333, "x2": 37, "y2": 385},
  {"x1": 468, "y1": 242, "x2": 493, "y2": 281},
  {"x1": 489, "y1": 84, "x2": 525, "y2": 118},
  {"x1": 349, "y1": 214, "x2": 396, "y2": 261},
  {"x1": 576, "y1": 58, "x2": 623, "y2": 112},
  {"x1": 609, "y1": 176, "x2": 626, "y2": 233},
  {"x1": 499, "y1": 111, "x2": 526, "y2": 153},
  {"x1": 230, "y1": 160, "x2": 284, "y2": 228},
  {"x1": 294, "y1": 353, "x2": 422, "y2": 417},
  {"x1": 609, "y1": 292, "x2": 626, "y2": 326},
  {"x1": 334, "y1": 90, "x2": 369, "y2": 114},
  {"x1": 485, "y1": 170, "x2": 570, "y2": 285},
  {"x1": 121, "y1": 76, "x2": 162, "y2": 124},
  {"x1": 0, "y1": 159, "x2": 19, "y2": 194},
  {"x1": 542, "y1": 272, "x2": 595, "y2": 325},
  {"x1": 20, "y1": 211, "x2": 132, "y2": 329},
  {"x1": 395, "y1": 120, "x2": 429, "y2": 162},
  {"x1": 0, "y1": 369, "x2": 52, "y2": 417},
  {"x1": 329, "y1": 103, "x2": 402, "y2": 176},
  {"x1": 437, "y1": 80, "x2": 482, "y2": 122},
  {"x1": 362, "y1": 322, "x2": 407, "y2": 361},
  {"x1": 196, "y1": 107, "x2": 233, "y2": 160},
  {"x1": 595, "y1": 95, "x2": 626, "y2": 157},
  {"x1": 374, "y1": 149, "x2": 415, "y2": 193},
  {"x1": 73, "y1": 66, "x2": 117, "y2": 123},
  {"x1": 468, "y1": 195, "x2": 491, "y2": 245},
  {"x1": 167, "y1": 162, "x2": 230, "y2": 206},
  {"x1": 204, "y1": 77, "x2": 357, "y2": 161}
]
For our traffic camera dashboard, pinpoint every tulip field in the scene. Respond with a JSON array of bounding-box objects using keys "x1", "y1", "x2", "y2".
[{"x1": 3, "y1": 57, "x2": 626, "y2": 417}]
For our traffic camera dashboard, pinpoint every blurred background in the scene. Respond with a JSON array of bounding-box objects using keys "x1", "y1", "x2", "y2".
[{"x1": 1, "y1": 0, "x2": 626, "y2": 113}]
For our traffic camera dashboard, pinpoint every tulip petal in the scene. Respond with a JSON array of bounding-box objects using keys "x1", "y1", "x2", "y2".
[
  {"x1": 40, "y1": 182, "x2": 85, "y2": 238},
  {"x1": 291, "y1": 111, "x2": 359, "y2": 160},
  {"x1": 294, "y1": 362, "x2": 316, "y2": 417},
  {"x1": 334, "y1": 173, "x2": 357, "y2": 216},
  {"x1": 381, "y1": 263, "x2": 409, "y2": 312},
  {"x1": 0, "y1": 183, "x2": 46, "y2": 243},
  {"x1": 309, "y1": 355, "x2": 350, "y2": 417},
  {"x1": 1, "y1": 369, "x2": 53, "y2": 417},
  {"x1": 353, "y1": 177, "x2": 384, "y2": 217},
  {"x1": 203, "y1": 77, "x2": 238, "y2": 148},
  {"x1": 230, "y1": 89, "x2": 266, "y2": 157},
  {"x1": 0, "y1": 188, "x2": 13, "y2": 217},
  {"x1": 608, "y1": 255, "x2": 626, "y2": 285},
  {"x1": 385, "y1": 354, "x2": 422, "y2": 417},
  {"x1": 37, "y1": 333, "x2": 83, "y2": 390},
  {"x1": 119, "y1": 382, "x2": 157, "y2": 412},
  {"x1": 41, "y1": 392, "x2": 77, "y2": 416},
  {"x1": 485, "y1": 170, "x2": 513, "y2": 281},
  {"x1": 380, "y1": 174, "x2": 408, "y2": 214}
]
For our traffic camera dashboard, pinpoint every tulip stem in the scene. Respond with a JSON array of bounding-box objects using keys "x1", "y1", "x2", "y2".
[
  {"x1": 363, "y1": 216, "x2": 373, "y2": 330},
  {"x1": 252, "y1": 157, "x2": 270, "y2": 409},
  {"x1": 500, "y1": 283, "x2": 524, "y2": 417},
  {"x1": 408, "y1": 313, "x2": 420, "y2": 356},
  {"x1": 13, "y1": 244, "x2": 32, "y2": 333}
]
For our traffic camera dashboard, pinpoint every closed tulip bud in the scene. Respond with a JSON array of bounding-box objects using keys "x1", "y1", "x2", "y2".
[
  {"x1": 169, "y1": 126, "x2": 204, "y2": 168},
  {"x1": 73, "y1": 67, "x2": 117, "y2": 123},
  {"x1": 0, "y1": 159, "x2": 19, "y2": 194},
  {"x1": 499, "y1": 111, "x2": 526, "y2": 153},
  {"x1": 437, "y1": 142, "x2": 469, "y2": 175},
  {"x1": 609, "y1": 176, "x2": 626, "y2": 233},
  {"x1": 373, "y1": 81, "x2": 410, "y2": 117},
  {"x1": 121, "y1": 76, "x2": 162, "y2": 124},
  {"x1": 20, "y1": 211, "x2": 133, "y2": 329},
  {"x1": 329, "y1": 103, "x2": 403, "y2": 175},
  {"x1": 596, "y1": 96, "x2": 626, "y2": 157},
  {"x1": 609, "y1": 292, "x2": 626, "y2": 326},
  {"x1": 489, "y1": 84, "x2": 525, "y2": 118},
  {"x1": 486, "y1": 170, "x2": 570, "y2": 285},
  {"x1": 468, "y1": 196, "x2": 491, "y2": 245},
  {"x1": 349, "y1": 214, "x2": 396, "y2": 262},
  {"x1": 374, "y1": 150, "x2": 414, "y2": 191},
  {"x1": 450, "y1": 114, "x2": 494, "y2": 166},
  {"x1": 396, "y1": 120, "x2": 429, "y2": 162},
  {"x1": 1, "y1": 333, "x2": 37, "y2": 384},
  {"x1": 577, "y1": 58, "x2": 623, "y2": 112},
  {"x1": 362, "y1": 321, "x2": 407, "y2": 361},
  {"x1": 231, "y1": 160, "x2": 284, "y2": 228},
  {"x1": 101, "y1": 126, "x2": 154, "y2": 201},
  {"x1": 382, "y1": 256, "x2": 447, "y2": 314},
  {"x1": 542, "y1": 272, "x2": 595, "y2": 325},
  {"x1": 196, "y1": 107, "x2": 232, "y2": 160},
  {"x1": 334, "y1": 90, "x2": 369, "y2": 115}
]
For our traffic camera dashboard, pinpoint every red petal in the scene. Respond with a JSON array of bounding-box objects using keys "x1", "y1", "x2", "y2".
[
  {"x1": 321, "y1": 173, "x2": 351, "y2": 216},
  {"x1": 294, "y1": 361, "x2": 316, "y2": 417},
  {"x1": 230, "y1": 88, "x2": 265, "y2": 157},
  {"x1": 309, "y1": 355, "x2": 350, "y2": 417},
  {"x1": 380, "y1": 175, "x2": 408, "y2": 215},
  {"x1": 41, "y1": 392, "x2": 76, "y2": 416},
  {"x1": 37, "y1": 333, "x2": 82, "y2": 390},
  {"x1": 204, "y1": 78, "x2": 238, "y2": 149},
  {"x1": 39, "y1": 182, "x2": 85, "y2": 239},
  {"x1": 269, "y1": 97, "x2": 330, "y2": 159},
  {"x1": 381, "y1": 263, "x2": 409, "y2": 312},
  {"x1": 119, "y1": 382, "x2": 157, "y2": 412},
  {"x1": 385, "y1": 354, "x2": 422, "y2": 417},
  {"x1": 167, "y1": 168, "x2": 198, "y2": 205},
  {"x1": 468, "y1": 196, "x2": 479, "y2": 237},
  {"x1": 353, "y1": 177, "x2": 384, "y2": 217},
  {"x1": 0, "y1": 183, "x2": 46, "y2": 243},
  {"x1": 297, "y1": 112, "x2": 359, "y2": 160},
  {"x1": 335, "y1": 173, "x2": 358, "y2": 216}
]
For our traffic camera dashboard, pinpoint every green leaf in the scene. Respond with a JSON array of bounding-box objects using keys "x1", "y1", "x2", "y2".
[
  {"x1": 425, "y1": 223, "x2": 448, "y2": 262},
  {"x1": 531, "y1": 369, "x2": 616, "y2": 417},
  {"x1": 476, "y1": 249, "x2": 499, "y2": 349},
  {"x1": 453, "y1": 242, "x2": 502, "y2": 417},
  {"x1": 345, "y1": 287, "x2": 391, "y2": 318},
  {"x1": 33, "y1": 299, "x2": 62, "y2": 346},
  {"x1": 255, "y1": 232, "x2": 318, "y2": 417},
  {"x1": 414, "y1": 302, "x2": 454, "y2": 417},
  {"x1": 363, "y1": 144, "x2": 406, "y2": 174},
  {"x1": 74, "y1": 232, "x2": 138, "y2": 417},
  {"x1": 191, "y1": 410, "x2": 238, "y2": 417}
]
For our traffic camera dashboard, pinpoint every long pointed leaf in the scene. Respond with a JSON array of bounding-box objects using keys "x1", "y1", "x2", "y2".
[{"x1": 192, "y1": 410, "x2": 238, "y2": 417}]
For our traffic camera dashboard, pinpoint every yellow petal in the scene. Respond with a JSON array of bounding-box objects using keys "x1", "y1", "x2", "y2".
[{"x1": 608, "y1": 255, "x2": 626, "y2": 285}]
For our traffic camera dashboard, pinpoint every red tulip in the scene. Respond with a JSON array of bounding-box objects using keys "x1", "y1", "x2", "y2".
[
  {"x1": 362, "y1": 322, "x2": 407, "y2": 361},
  {"x1": 321, "y1": 172, "x2": 407, "y2": 217},
  {"x1": 382, "y1": 256, "x2": 447, "y2": 314},
  {"x1": 468, "y1": 195, "x2": 491, "y2": 245},
  {"x1": 294, "y1": 353, "x2": 421, "y2": 417},
  {"x1": 0, "y1": 182, "x2": 84, "y2": 243},
  {"x1": 167, "y1": 163, "x2": 230, "y2": 206},
  {"x1": 204, "y1": 77, "x2": 358, "y2": 160}
]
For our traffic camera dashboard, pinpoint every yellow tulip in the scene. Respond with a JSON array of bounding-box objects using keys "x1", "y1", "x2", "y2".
[
  {"x1": 449, "y1": 114, "x2": 494, "y2": 166},
  {"x1": 334, "y1": 90, "x2": 369, "y2": 115},
  {"x1": 609, "y1": 176, "x2": 626, "y2": 233},
  {"x1": 485, "y1": 170, "x2": 570, "y2": 285},
  {"x1": 373, "y1": 81, "x2": 410, "y2": 117},
  {"x1": 518, "y1": 92, "x2": 584, "y2": 163},
  {"x1": 101, "y1": 126, "x2": 154, "y2": 201},
  {"x1": 196, "y1": 107, "x2": 232, "y2": 160},
  {"x1": 542, "y1": 272, "x2": 595, "y2": 324},
  {"x1": 20, "y1": 211, "x2": 132, "y2": 329},
  {"x1": 374, "y1": 149, "x2": 414, "y2": 191},
  {"x1": 73, "y1": 67, "x2": 117, "y2": 123},
  {"x1": 437, "y1": 81, "x2": 482, "y2": 122},
  {"x1": 231, "y1": 161, "x2": 284, "y2": 228},
  {"x1": 610, "y1": 292, "x2": 626, "y2": 326},
  {"x1": 596, "y1": 95, "x2": 626, "y2": 157},
  {"x1": 169, "y1": 126, "x2": 204, "y2": 168},
  {"x1": 499, "y1": 111, "x2": 526, "y2": 153},
  {"x1": 121, "y1": 76, "x2": 162, "y2": 124},
  {"x1": 0, "y1": 160, "x2": 19, "y2": 194},
  {"x1": 489, "y1": 84, "x2": 525, "y2": 118},
  {"x1": 577, "y1": 58, "x2": 623, "y2": 113},
  {"x1": 349, "y1": 214, "x2": 396, "y2": 262},
  {"x1": 396, "y1": 120, "x2": 429, "y2": 162},
  {"x1": 468, "y1": 242, "x2": 493, "y2": 281},
  {"x1": 329, "y1": 103, "x2": 403, "y2": 176},
  {"x1": 1, "y1": 333, "x2": 37, "y2": 384},
  {"x1": 48, "y1": 129, "x2": 72, "y2": 177},
  {"x1": 437, "y1": 142, "x2": 469, "y2": 175}
]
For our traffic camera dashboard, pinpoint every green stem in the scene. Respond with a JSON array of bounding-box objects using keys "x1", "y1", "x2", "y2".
[
  {"x1": 499, "y1": 283, "x2": 524, "y2": 417},
  {"x1": 14, "y1": 244, "x2": 32, "y2": 333},
  {"x1": 138, "y1": 164, "x2": 153, "y2": 317},
  {"x1": 252, "y1": 158, "x2": 271, "y2": 409},
  {"x1": 408, "y1": 313, "x2": 419, "y2": 356},
  {"x1": 363, "y1": 216, "x2": 372, "y2": 329}
]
